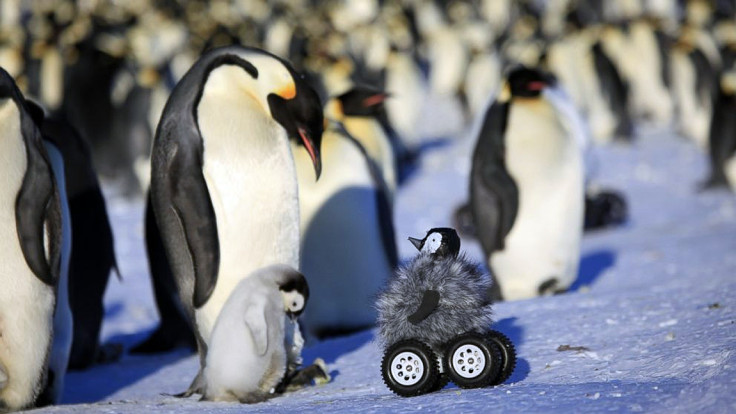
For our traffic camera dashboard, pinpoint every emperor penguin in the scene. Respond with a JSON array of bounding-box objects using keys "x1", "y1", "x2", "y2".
[
  {"x1": 149, "y1": 45, "x2": 323, "y2": 396},
  {"x1": 0, "y1": 68, "x2": 65, "y2": 411},
  {"x1": 294, "y1": 109, "x2": 398, "y2": 339},
  {"x1": 327, "y1": 87, "x2": 398, "y2": 203},
  {"x1": 469, "y1": 67, "x2": 585, "y2": 301},
  {"x1": 703, "y1": 70, "x2": 736, "y2": 190},
  {"x1": 203, "y1": 264, "x2": 309, "y2": 403}
]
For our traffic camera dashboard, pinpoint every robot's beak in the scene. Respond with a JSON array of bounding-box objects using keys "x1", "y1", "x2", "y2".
[{"x1": 408, "y1": 237, "x2": 423, "y2": 251}]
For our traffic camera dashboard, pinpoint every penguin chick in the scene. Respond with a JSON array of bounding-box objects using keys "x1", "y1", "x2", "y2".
[
  {"x1": 376, "y1": 230, "x2": 494, "y2": 350},
  {"x1": 203, "y1": 265, "x2": 309, "y2": 403}
]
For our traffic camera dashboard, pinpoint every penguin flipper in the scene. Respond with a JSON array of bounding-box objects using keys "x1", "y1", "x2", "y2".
[
  {"x1": 167, "y1": 143, "x2": 220, "y2": 309},
  {"x1": 16, "y1": 112, "x2": 61, "y2": 286},
  {"x1": 471, "y1": 101, "x2": 518, "y2": 254},
  {"x1": 243, "y1": 301, "x2": 269, "y2": 356},
  {"x1": 407, "y1": 290, "x2": 440, "y2": 325}
]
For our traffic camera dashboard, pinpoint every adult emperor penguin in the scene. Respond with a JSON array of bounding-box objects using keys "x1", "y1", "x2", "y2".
[
  {"x1": 469, "y1": 66, "x2": 585, "y2": 301},
  {"x1": 294, "y1": 108, "x2": 398, "y2": 339},
  {"x1": 203, "y1": 264, "x2": 310, "y2": 402},
  {"x1": 0, "y1": 68, "x2": 64, "y2": 411},
  {"x1": 327, "y1": 87, "x2": 398, "y2": 203},
  {"x1": 149, "y1": 45, "x2": 323, "y2": 396}
]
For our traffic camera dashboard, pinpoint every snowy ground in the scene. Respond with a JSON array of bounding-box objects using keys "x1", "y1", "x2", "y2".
[{"x1": 29, "y1": 101, "x2": 736, "y2": 413}]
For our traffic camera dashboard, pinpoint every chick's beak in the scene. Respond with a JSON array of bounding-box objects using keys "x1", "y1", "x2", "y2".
[
  {"x1": 299, "y1": 127, "x2": 321, "y2": 180},
  {"x1": 408, "y1": 237, "x2": 423, "y2": 251}
]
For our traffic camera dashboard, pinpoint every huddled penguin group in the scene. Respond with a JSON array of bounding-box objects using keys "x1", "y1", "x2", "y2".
[{"x1": 0, "y1": 0, "x2": 735, "y2": 409}]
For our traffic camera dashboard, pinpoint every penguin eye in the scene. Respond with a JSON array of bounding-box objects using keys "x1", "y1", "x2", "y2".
[{"x1": 292, "y1": 301, "x2": 298, "y2": 308}]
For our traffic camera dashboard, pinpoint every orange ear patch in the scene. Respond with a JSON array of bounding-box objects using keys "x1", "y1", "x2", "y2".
[{"x1": 278, "y1": 82, "x2": 296, "y2": 99}]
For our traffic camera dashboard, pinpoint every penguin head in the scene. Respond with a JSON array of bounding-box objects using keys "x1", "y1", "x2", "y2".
[
  {"x1": 408, "y1": 227, "x2": 461, "y2": 259},
  {"x1": 506, "y1": 66, "x2": 555, "y2": 98},
  {"x1": 335, "y1": 86, "x2": 389, "y2": 117},
  {"x1": 277, "y1": 269, "x2": 310, "y2": 320},
  {"x1": 266, "y1": 61, "x2": 324, "y2": 179}
]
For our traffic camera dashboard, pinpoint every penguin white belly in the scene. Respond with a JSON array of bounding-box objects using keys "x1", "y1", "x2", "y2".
[
  {"x1": 0, "y1": 102, "x2": 55, "y2": 409},
  {"x1": 465, "y1": 52, "x2": 501, "y2": 117},
  {"x1": 195, "y1": 81, "x2": 300, "y2": 343},
  {"x1": 491, "y1": 99, "x2": 584, "y2": 300},
  {"x1": 385, "y1": 52, "x2": 426, "y2": 146},
  {"x1": 725, "y1": 153, "x2": 736, "y2": 191},
  {"x1": 294, "y1": 131, "x2": 393, "y2": 331},
  {"x1": 428, "y1": 28, "x2": 467, "y2": 97},
  {"x1": 342, "y1": 117, "x2": 396, "y2": 200},
  {"x1": 671, "y1": 50, "x2": 710, "y2": 149},
  {"x1": 628, "y1": 23, "x2": 672, "y2": 124}
]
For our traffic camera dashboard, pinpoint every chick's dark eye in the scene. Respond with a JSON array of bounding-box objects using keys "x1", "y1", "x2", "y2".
[{"x1": 292, "y1": 302, "x2": 297, "y2": 308}]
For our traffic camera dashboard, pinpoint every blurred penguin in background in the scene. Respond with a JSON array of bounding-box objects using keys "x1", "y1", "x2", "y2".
[
  {"x1": 469, "y1": 66, "x2": 585, "y2": 301},
  {"x1": 703, "y1": 70, "x2": 736, "y2": 190},
  {"x1": 295, "y1": 94, "x2": 398, "y2": 339}
]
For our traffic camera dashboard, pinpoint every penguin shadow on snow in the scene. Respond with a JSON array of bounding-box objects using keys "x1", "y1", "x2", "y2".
[
  {"x1": 570, "y1": 250, "x2": 616, "y2": 292},
  {"x1": 62, "y1": 323, "x2": 193, "y2": 403},
  {"x1": 398, "y1": 136, "x2": 453, "y2": 184}
]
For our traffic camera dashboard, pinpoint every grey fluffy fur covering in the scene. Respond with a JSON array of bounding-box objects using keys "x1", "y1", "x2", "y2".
[{"x1": 376, "y1": 252, "x2": 495, "y2": 349}]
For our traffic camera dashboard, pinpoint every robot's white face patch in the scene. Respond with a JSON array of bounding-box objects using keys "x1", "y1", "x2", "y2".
[
  {"x1": 423, "y1": 233, "x2": 442, "y2": 254},
  {"x1": 282, "y1": 290, "x2": 305, "y2": 313}
]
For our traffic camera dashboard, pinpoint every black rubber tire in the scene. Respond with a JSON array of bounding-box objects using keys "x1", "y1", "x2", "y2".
[
  {"x1": 381, "y1": 339, "x2": 440, "y2": 397},
  {"x1": 445, "y1": 332, "x2": 501, "y2": 389},
  {"x1": 487, "y1": 330, "x2": 517, "y2": 385}
]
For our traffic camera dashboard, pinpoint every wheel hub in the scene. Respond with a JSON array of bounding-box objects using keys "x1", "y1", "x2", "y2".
[
  {"x1": 452, "y1": 344, "x2": 486, "y2": 379},
  {"x1": 390, "y1": 351, "x2": 424, "y2": 386}
]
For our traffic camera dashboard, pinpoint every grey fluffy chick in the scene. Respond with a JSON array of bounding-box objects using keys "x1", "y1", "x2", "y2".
[{"x1": 376, "y1": 228, "x2": 495, "y2": 349}]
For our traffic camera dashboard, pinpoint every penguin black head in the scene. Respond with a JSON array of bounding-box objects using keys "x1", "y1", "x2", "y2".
[
  {"x1": 507, "y1": 66, "x2": 555, "y2": 98},
  {"x1": 408, "y1": 227, "x2": 461, "y2": 259},
  {"x1": 278, "y1": 269, "x2": 310, "y2": 320},
  {"x1": 268, "y1": 67, "x2": 324, "y2": 179},
  {"x1": 335, "y1": 86, "x2": 389, "y2": 117}
]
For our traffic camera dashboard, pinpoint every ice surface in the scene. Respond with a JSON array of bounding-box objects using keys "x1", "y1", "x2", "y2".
[{"x1": 34, "y1": 106, "x2": 736, "y2": 413}]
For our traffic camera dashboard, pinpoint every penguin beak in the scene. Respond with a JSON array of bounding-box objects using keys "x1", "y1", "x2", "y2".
[
  {"x1": 408, "y1": 237, "x2": 423, "y2": 251},
  {"x1": 362, "y1": 93, "x2": 389, "y2": 107},
  {"x1": 299, "y1": 127, "x2": 322, "y2": 179},
  {"x1": 527, "y1": 81, "x2": 546, "y2": 91}
]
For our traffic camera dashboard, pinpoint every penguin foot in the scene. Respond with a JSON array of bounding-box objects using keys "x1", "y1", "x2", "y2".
[
  {"x1": 452, "y1": 203, "x2": 476, "y2": 238},
  {"x1": 130, "y1": 324, "x2": 197, "y2": 354},
  {"x1": 584, "y1": 190, "x2": 628, "y2": 231},
  {"x1": 538, "y1": 278, "x2": 567, "y2": 296},
  {"x1": 698, "y1": 175, "x2": 729, "y2": 192},
  {"x1": 96, "y1": 343, "x2": 124, "y2": 364},
  {"x1": 278, "y1": 358, "x2": 330, "y2": 393},
  {"x1": 171, "y1": 371, "x2": 205, "y2": 398},
  {"x1": 237, "y1": 391, "x2": 271, "y2": 404}
]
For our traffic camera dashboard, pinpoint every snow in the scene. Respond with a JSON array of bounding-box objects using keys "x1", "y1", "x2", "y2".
[{"x1": 31, "y1": 102, "x2": 736, "y2": 413}]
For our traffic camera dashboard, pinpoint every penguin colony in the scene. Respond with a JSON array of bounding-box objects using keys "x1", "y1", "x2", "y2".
[{"x1": 0, "y1": 0, "x2": 734, "y2": 410}]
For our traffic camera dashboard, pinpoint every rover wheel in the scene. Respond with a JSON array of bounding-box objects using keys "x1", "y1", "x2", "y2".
[
  {"x1": 487, "y1": 330, "x2": 517, "y2": 385},
  {"x1": 445, "y1": 332, "x2": 501, "y2": 389},
  {"x1": 381, "y1": 339, "x2": 439, "y2": 397}
]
